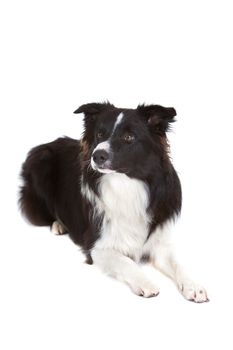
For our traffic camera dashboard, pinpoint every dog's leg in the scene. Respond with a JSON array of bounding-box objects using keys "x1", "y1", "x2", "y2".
[
  {"x1": 143, "y1": 223, "x2": 209, "y2": 303},
  {"x1": 91, "y1": 248, "x2": 159, "y2": 298}
]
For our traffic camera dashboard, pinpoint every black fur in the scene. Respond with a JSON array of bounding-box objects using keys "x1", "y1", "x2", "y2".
[{"x1": 19, "y1": 102, "x2": 182, "y2": 261}]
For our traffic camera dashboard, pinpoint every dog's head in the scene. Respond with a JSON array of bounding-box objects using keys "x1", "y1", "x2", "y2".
[{"x1": 74, "y1": 102, "x2": 176, "y2": 179}]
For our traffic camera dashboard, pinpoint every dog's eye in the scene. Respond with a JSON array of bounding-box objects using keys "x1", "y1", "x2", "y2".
[{"x1": 123, "y1": 133, "x2": 135, "y2": 143}]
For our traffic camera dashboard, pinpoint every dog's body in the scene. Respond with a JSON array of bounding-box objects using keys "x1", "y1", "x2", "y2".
[{"x1": 19, "y1": 102, "x2": 208, "y2": 302}]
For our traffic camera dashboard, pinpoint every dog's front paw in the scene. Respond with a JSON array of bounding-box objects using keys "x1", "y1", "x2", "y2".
[
  {"x1": 178, "y1": 280, "x2": 209, "y2": 303},
  {"x1": 130, "y1": 278, "x2": 160, "y2": 298}
]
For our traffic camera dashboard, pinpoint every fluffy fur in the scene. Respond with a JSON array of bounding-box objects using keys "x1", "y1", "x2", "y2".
[{"x1": 19, "y1": 102, "x2": 208, "y2": 302}]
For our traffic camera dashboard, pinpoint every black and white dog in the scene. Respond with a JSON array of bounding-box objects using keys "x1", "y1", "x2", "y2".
[{"x1": 19, "y1": 102, "x2": 208, "y2": 302}]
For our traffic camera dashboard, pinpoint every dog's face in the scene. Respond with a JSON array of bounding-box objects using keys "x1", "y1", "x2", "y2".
[{"x1": 74, "y1": 102, "x2": 176, "y2": 179}]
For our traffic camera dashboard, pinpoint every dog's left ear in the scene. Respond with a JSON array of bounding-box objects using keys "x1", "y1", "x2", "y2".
[
  {"x1": 137, "y1": 104, "x2": 177, "y2": 133},
  {"x1": 74, "y1": 102, "x2": 114, "y2": 116}
]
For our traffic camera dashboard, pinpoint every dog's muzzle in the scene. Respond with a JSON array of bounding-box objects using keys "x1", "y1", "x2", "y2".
[
  {"x1": 92, "y1": 150, "x2": 109, "y2": 167},
  {"x1": 91, "y1": 149, "x2": 115, "y2": 174}
]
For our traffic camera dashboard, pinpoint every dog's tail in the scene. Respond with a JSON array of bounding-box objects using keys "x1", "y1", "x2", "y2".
[{"x1": 19, "y1": 144, "x2": 55, "y2": 227}]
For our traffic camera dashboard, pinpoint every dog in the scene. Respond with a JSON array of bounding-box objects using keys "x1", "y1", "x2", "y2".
[{"x1": 19, "y1": 102, "x2": 208, "y2": 302}]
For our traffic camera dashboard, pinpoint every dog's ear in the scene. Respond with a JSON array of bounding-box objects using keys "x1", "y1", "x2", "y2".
[
  {"x1": 74, "y1": 102, "x2": 115, "y2": 116},
  {"x1": 137, "y1": 104, "x2": 177, "y2": 134}
]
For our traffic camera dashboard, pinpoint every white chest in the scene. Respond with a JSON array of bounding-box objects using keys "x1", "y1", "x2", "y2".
[{"x1": 93, "y1": 173, "x2": 151, "y2": 259}]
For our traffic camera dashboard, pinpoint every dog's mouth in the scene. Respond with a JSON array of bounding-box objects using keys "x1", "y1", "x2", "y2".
[
  {"x1": 95, "y1": 167, "x2": 116, "y2": 174},
  {"x1": 91, "y1": 158, "x2": 116, "y2": 174}
]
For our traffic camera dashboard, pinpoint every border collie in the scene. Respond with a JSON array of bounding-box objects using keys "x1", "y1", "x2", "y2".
[{"x1": 19, "y1": 102, "x2": 208, "y2": 302}]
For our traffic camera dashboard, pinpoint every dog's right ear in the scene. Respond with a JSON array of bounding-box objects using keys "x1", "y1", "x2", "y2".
[{"x1": 73, "y1": 102, "x2": 115, "y2": 116}]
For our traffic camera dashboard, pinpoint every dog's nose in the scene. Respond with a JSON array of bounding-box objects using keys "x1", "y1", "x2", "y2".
[{"x1": 93, "y1": 150, "x2": 109, "y2": 166}]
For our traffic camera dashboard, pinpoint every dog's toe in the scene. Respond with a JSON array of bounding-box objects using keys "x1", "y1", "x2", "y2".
[
  {"x1": 131, "y1": 279, "x2": 160, "y2": 298},
  {"x1": 179, "y1": 281, "x2": 209, "y2": 303}
]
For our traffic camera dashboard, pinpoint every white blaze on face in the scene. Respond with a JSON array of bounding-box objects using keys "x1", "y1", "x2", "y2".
[
  {"x1": 93, "y1": 141, "x2": 111, "y2": 153},
  {"x1": 91, "y1": 113, "x2": 124, "y2": 174},
  {"x1": 112, "y1": 112, "x2": 124, "y2": 134}
]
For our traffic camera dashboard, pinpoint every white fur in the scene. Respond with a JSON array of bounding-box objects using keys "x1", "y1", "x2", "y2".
[
  {"x1": 93, "y1": 141, "x2": 110, "y2": 153},
  {"x1": 143, "y1": 223, "x2": 208, "y2": 302},
  {"x1": 82, "y1": 173, "x2": 208, "y2": 301},
  {"x1": 51, "y1": 221, "x2": 66, "y2": 235},
  {"x1": 90, "y1": 173, "x2": 159, "y2": 297},
  {"x1": 112, "y1": 112, "x2": 124, "y2": 132},
  {"x1": 94, "y1": 173, "x2": 151, "y2": 260},
  {"x1": 91, "y1": 248, "x2": 159, "y2": 297},
  {"x1": 80, "y1": 176, "x2": 104, "y2": 219}
]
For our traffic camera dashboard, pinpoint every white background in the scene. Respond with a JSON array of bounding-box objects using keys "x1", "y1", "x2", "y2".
[{"x1": 1, "y1": 0, "x2": 232, "y2": 349}]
